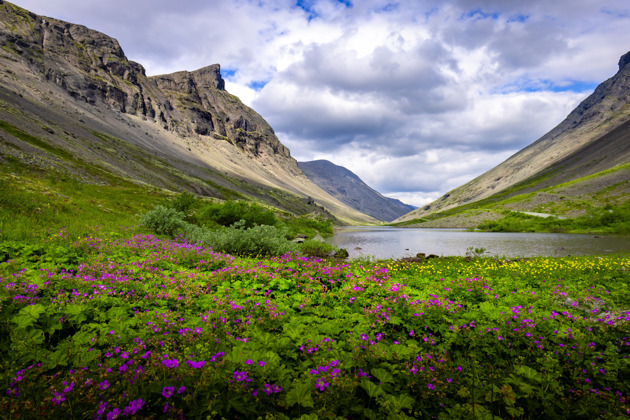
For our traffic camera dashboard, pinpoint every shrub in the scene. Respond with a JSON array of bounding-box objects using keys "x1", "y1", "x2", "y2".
[
  {"x1": 170, "y1": 191, "x2": 197, "y2": 214},
  {"x1": 285, "y1": 216, "x2": 334, "y2": 237},
  {"x1": 182, "y1": 221, "x2": 297, "y2": 257},
  {"x1": 299, "y1": 238, "x2": 333, "y2": 258},
  {"x1": 198, "y1": 201, "x2": 278, "y2": 228},
  {"x1": 141, "y1": 205, "x2": 186, "y2": 237}
]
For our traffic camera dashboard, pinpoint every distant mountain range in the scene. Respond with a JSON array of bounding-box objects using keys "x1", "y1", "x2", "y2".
[
  {"x1": 0, "y1": 1, "x2": 377, "y2": 224},
  {"x1": 298, "y1": 160, "x2": 415, "y2": 222},
  {"x1": 396, "y1": 51, "x2": 630, "y2": 224}
]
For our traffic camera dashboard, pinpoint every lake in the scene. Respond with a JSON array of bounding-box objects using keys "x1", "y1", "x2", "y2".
[{"x1": 325, "y1": 226, "x2": 630, "y2": 259}]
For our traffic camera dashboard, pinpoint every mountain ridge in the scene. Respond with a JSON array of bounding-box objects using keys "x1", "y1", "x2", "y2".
[
  {"x1": 298, "y1": 160, "x2": 415, "y2": 222},
  {"x1": 396, "y1": 50, "x2": 630, "y2": 223},
  {"x1": 0, "y1": 1, "x2": 377, "y2": 224}
]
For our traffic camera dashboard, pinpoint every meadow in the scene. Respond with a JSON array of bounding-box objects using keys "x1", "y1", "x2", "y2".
[{"x1": 1, "y1": 230, "x2": 629, "y2": 419}]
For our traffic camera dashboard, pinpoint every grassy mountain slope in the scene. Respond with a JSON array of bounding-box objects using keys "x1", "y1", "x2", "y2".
[
  {"x1": 0, "y1": 1, "x2": 376, "y2": 226},
  {"x1": 396, "y1": 51, "x2": 630, "y2": 228}
]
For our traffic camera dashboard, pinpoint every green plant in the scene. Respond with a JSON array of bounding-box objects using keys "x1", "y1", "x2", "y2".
[
  {"x1": 299, "y1": 239, "x2": 333, "y2": 258},
  {"x1": 198, "y1": 200, "x2": 278, "y2": 228},
  {"x1": 183, "y1": 220, "x2": 297, "y2": 257},
  {"x1": 465, "y1": 246, "x2": 486, "y2": 258},
  {"x1": 170, "y1": 191, "x2": 197, "y2": 214},
  {"x1": 140, "y1": 205, "x2": 186, "y2": 237}
]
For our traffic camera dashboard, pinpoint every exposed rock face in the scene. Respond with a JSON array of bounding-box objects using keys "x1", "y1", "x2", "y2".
[
  {"x1": 298, "y1": 160, "x2": 415, "y2": 222},
  {"x1": 0, "y1": 1, "x2": 376, "y2": 223},
  {"x1": 397, "y1": 49, "x2": 630, "y2": 222},
  {"x1": 0, "y1": 3, "x2": 291, "y2": 161}
]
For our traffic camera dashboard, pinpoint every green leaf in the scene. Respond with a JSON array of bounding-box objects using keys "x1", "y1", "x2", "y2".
[
  {"x1": 506, "y1": 405, "x2": 524, "y2": 417},
  {"x1": 11, "y1": 303, "x2": 45, "y2": 329},
  {"x1": 286, "y1": 382, "x2": 314, "y2": 408},
  {"x1": 66, "y1": 304, "x2": 88, "y2": 324},
  {"x1": 516, "y1": 365, "x2": 541, "y2": 382},
  {"x1": 371, "y1": 367, "x2": 394, "y2": 384},
  {"x1": 360, "y1": 379, "x2": 385, "y2": 398},
  {"x1": 385, "y1": 393, "x2": 415, "y2": 411}
]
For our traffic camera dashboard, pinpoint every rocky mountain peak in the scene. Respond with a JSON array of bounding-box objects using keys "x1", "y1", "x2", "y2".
[
  {"x1": 619, "y1": 51, "x2": 630, "y2": 71},
  {"x1": 192, "y1": 64, "x2": 225, "y2": 91}
]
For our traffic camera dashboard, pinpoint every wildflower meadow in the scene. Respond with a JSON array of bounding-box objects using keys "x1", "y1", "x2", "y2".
[{"x1": 1, "y1": 232, "x2": 629, "y2": 419}]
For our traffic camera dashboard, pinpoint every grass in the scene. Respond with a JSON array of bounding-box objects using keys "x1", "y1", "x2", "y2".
[{"x1": 477, "y1": 201, "x2": 630, "y2": 234}]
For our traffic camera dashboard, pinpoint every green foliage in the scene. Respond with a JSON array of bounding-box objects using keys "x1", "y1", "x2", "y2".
[
  {"x1": 169, "y1": 191, "x2": 197, "y2": 214},
  {"x1": 284, "y1": 216, "x2": 334, "y2": 237},
  {"x1": 198, "y1": 200, "x2": 278, "y2": 228},
  {"x1": 182, "y1": 220, "x2": 298, "y2": 257},
  {"x1": 140, "y1": 205, "x2": 186, "y2": 236},
  {"x1": 0, "y1": 233, "x2": 629, "y2": 418},
  {"x1": 478, "y1": 203, "x2": 630, "y2": 234},
  {"x1": 299, "y1": 239, "x2": 333, "y2": 258}
]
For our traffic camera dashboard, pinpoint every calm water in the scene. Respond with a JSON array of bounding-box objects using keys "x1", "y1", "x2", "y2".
[{"x1": 325, "y1": 226, "x2": 630, "y2": 259}]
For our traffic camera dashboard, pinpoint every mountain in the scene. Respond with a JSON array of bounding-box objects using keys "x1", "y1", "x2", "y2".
[
  {"x1": 0, "y1": 1, "x2": 377, "y2": 224},
  {"x1": 396, "y1": 50, "x2": 630, "y2": 224},
  {"x1": 298, "y1": 160, "x2": 415, "y2": 222}
]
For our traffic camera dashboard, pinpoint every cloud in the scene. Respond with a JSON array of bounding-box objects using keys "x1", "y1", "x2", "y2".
[{"x1": 11, "y1": 0, "x2": 630, "y2": 206}]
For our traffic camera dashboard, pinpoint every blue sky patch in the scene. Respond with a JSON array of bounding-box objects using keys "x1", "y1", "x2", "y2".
[
  {"x1": 507, "y1": 14, "x2": 529, "y2": 23},
  {"x1": 296, "y1": 0, "x2": 318, "y2": 21},
  {"x1": 496, "y1": 78, "x2": 598, "y2": 94},
  {"x1": 462, "y1": 8, "x2": 500, "y2": 21},
  {"x1": 222, "y1": 68, "x2": 237, "y2": 78},
  {"x1": 248, "y1": 80, "x2": 269, "y2": 91}
]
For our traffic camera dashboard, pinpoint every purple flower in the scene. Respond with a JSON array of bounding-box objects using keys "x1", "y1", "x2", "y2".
[
  {"x1": 427, "y1": 383, "x2": 435, "y2": 390},
  {"x1": 178, "y1": 386, "x2": 185, "y2": 394},
  {"x1": 100, "y1": 380, "x2": 110, "y2": 390},
  {"x1": 123, "y1": 399, "x2": 144, "y2": 416},
  {"x1": 258, "y1": 361, "x2": 266, "y2": 366},
  {"x1": 162, "y1": 386, "x2": 175, "y2": 398},
  {"x1": 106, "y1": 408, "x2": 120, "y2": 420},
  {"x1": 245, "y1": 359, "x2": 253, "y2": 365},
  {"x1": 315, "y1": 377, "x2": 329, "y2": 392},
  {"x1": 186, "y1": 359, "x2": 205, "y2": 369},
  {"x1": 95, "y1": 402, "x2": 108, "y2": 419},
  {"x1": 62, "y1": 381, "x2": 74, "y2": 393},
  {"x1": 163, "y1": 402, "x2": 169, "y2": 413},
  {"x1": 233, "y1": 370, "x2": 250, "y2": 382},
  {"x1": 51, "y1": 391, "x2": 65, "y2": 405},
  {"x1": 161, "y1": 359, "x2": 179, "y2": 369}
]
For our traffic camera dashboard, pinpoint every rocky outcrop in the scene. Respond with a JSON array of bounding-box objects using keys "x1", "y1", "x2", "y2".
[
  {"x1": 0, "y1": 2, "x2": 291, "y2": 163},
  {"x1": 298, "y1": 160, "x2": 415, "y2": 222}
]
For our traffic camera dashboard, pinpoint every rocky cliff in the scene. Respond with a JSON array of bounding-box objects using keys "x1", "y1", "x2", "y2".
[
  {"x1": 397, "y1": 50, "x2": 630, "y2": 221},
  {"x1": 0, "y1": 1, "x2": 376, "y2": 223},
  {"x1": 298, "y1": 160, "x2": 415, "y2": 222}
]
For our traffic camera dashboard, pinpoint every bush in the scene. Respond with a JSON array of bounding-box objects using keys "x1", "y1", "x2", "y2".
[
  {"x1": 299, "y1": 238, "x2": 333, "y2": 258},
  {"x1": 141, "y1": 205, "x2": 186, "y2": 237},
  {"x1": 170, "y1": 191, "x2": 197, "y2": 214},
  {"x1": 182, "y1": 221, "x2": 297, "y2": 257},
  {"x1": 198, "y1": 201, "x2": 278, "y2": 228},
  {"x1": 285, "y1": 216, "x2": 334, "y2": 238}
]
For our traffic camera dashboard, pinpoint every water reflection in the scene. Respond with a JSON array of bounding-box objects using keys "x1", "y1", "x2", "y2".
[{"x1": 325, "y1": 227, "x2": 630, "y2": 259}]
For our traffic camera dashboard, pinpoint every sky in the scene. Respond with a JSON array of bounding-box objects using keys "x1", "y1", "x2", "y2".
[{"x1": 12, "y1": 0, "x2": 630, "y2": 206}]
